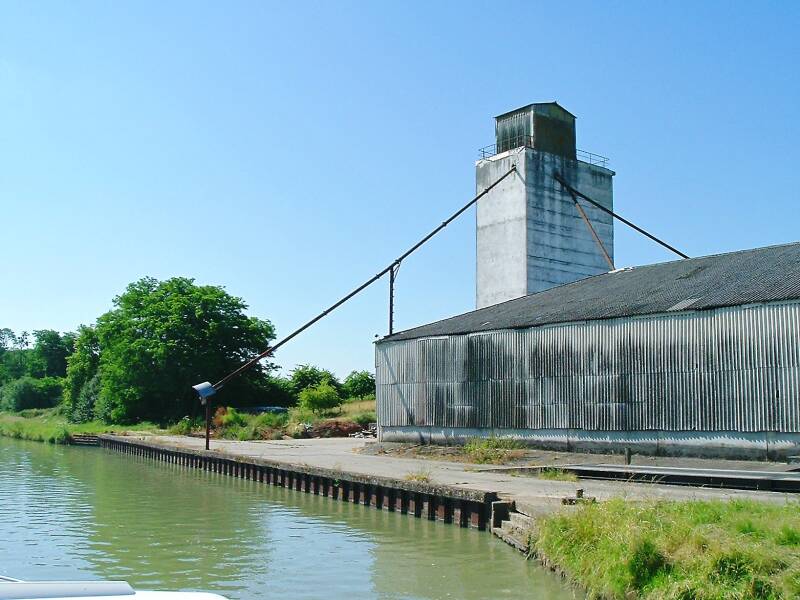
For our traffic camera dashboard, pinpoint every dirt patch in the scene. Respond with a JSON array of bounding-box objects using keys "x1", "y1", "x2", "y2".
[{"x1": 311, "y1": 420, "x2": 362, "y2": 438}]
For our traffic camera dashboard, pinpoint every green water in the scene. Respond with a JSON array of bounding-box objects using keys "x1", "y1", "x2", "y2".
[{"x1": 0, "y1": 438, "x2": 577, "y2": 599}]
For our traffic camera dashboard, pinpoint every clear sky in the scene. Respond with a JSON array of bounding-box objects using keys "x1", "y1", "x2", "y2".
[{"x1": 1, "y1": 1, "x2": 798, "y2": 378}]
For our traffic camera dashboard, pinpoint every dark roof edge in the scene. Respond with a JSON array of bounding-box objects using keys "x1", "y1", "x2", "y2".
[
  {"x1": 494, "y1": 101, "x2": 576, "y2": 120},
  {"x1": 380, "y1": 240, "x2": 800, "y2": 343},
  {"x1": 378, "y1": 297, "x2": 800, "y2": 344}
]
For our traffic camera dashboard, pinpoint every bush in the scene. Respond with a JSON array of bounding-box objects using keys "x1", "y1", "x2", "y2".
[
  {"x1": 169, "y1": 416, "x2": 203, "y2": 436},
  {"x1": 351, "y1": 411, "x2": 376, "y2": 427},
  {"x1": 1, "y1": 376, "x2": 63, "y2": 411},
  {"x1": 69, "y1": 373, "x2": 100, "y2": 423},
  {"x1": 221, "y1": 407, "x2": 248, "y2": 427},
  {"x1": 253, "y1": 412, "x2": 288, "y2": 429},
  {"x1": 298, "y1": 382, "x2": 342, "y2": 414}
]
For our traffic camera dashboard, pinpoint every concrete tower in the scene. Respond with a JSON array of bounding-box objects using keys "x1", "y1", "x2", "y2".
[{"x1": 476, "y1": 103, "x2": 615, "y2": 309}]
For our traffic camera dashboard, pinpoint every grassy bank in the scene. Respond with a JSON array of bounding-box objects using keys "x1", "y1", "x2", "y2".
[
  {"x1": 533, "y1": 498, "x2": 800, "y2": 599},
  {"x1": 0, "y1": 409, "x2": 161, "y2": 444},
  {"x1": 0, "y1": 398, "x2": 377, "y2": 445}
]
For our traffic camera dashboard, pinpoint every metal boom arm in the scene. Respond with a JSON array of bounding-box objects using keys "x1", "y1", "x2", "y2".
[{"x1": 210, "y1": 165, "x2": 517, "y2": 391}]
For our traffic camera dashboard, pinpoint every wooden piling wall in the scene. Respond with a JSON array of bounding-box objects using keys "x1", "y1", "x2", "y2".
[{"x1": 98, "y1": 435, "x2": 495, "y2": 531}]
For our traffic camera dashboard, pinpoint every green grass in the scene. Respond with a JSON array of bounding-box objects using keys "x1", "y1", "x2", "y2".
[
  {"x1": 463, "y1": 436, "x2": 525, "y2": 464},
  {"x1": 0, "y1": 409, "x2": 161, "y2": 444},
  {"x1": 532, "y1": 498, "x2": 800, "y2": 599},
  {"x1": 403, "y1": 467, "x2": 432, "y2": 483},
  {"x1": 535, "y1": 467, "x2": 579, "y2": 482}
]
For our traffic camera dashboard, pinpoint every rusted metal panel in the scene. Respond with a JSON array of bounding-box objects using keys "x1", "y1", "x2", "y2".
[{"x1": 376, "y1": 301, "x2": 800, "y2": 433}]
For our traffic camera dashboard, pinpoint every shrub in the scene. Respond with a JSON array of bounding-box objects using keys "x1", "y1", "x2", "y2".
[
  {"x1": 48, "y1": 424, "x2": 72, "y2": 444},
  {"x1": 1, "y1": 376, "x2": 63, "y2": 411},
  {"x1": 169, "y1": 416, "x2": 203, "y2": 436},
  {"x1": 298, "y1": 382, "x2": 342, "y2": 414},
  {"x1": 69, "y1": 373, "x2": 100, "y2": 423},
  {"x1": 351, "y1": 411, "x2": 376, "y2": 427},
  {"x1": 220, "y1": 407, "x2": 248, "y2": 427},
  {"x1": 253, "y1": 411, "x2": 288, "y2": 429}
]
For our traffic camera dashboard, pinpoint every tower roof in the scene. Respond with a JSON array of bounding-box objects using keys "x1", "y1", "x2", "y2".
[{"x1": 494, "y1": 101, "x2": 576, "y2": 121}]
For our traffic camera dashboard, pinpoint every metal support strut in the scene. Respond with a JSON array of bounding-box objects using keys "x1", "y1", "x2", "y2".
[
  {"x1": 553, "y1": 172, "x2": 689, "y2": 260},
  {"x1": 564, "y1": 184, "x2": 615, "y2": 270}
]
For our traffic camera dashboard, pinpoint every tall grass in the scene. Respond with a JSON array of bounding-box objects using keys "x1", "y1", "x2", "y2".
[
  {"x1": 463, "y1": 436, "x2": 525, "y2": 464},
  {"x1": 533, "y1": 498, "x2": 800, "y2": 599},
  {"x1": 0, "y1": 409, "x2": 159, "y2": 444}
]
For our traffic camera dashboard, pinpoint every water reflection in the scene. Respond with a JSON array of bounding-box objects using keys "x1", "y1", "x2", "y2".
[{"x1": 0, "y1": 439, "x2": 576, "y2": 599}]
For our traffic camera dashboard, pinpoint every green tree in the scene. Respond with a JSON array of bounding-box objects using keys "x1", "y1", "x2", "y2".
[
  {"x1": 63, "y1": 326, "x2": 101, "y2": 422},
  {"x1": 0, "y1": 328, "x2": 13, "y2": 384},
  {"x1": 262, "y1": 375, "x2": 296, "y2": 407},
  {"x1": 298, "y1": 381, "x2": 341, "y2": 414},
  {"x1": 0, "y1": 329, "x2": 35, "y2": 382},
  {"x1": 32, "y1": 330, "x2": 76, "y2": 378},
  {"x1": 342, "y1": 370, "x2": 375, "y2": 400},
  {"x1": 289, "y1": 364, "x2": 341, "y2": 395},
  {"x1": 0, "y1": 376, "x2": 62, "y2": 411},
  {"x1": 90, "y1": 277, "x2": 275, "y2": 423}
]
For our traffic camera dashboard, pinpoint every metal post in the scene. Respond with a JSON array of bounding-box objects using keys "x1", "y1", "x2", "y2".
[
  {"x1": 389, "y1": 264, "x2": 397, "y2": 335},
  {"x1": 204, "y1": 400, "x2": 211, "y2": 451}
]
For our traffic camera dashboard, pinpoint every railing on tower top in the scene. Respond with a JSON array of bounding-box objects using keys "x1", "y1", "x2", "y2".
[{"x1": 478, "y1": 137, "x2": 609, "y2": 168}]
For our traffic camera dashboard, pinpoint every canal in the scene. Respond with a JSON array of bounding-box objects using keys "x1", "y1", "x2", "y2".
[{"x1": 0, "y1": 438, "x2": 577, "y2": 599}]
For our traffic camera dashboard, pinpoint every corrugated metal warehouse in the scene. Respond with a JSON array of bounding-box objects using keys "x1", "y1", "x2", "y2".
[
  {"x1": 376, "y1": 242, "x2": 800, "y2": 459},
  {"x1": 375, "y1": 103, "x2": 800, "y2": 459}
]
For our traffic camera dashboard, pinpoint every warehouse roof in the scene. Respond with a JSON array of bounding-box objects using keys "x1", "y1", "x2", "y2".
[{"x1": 382, "y1": 241, "x2": 800, "y2": 342}]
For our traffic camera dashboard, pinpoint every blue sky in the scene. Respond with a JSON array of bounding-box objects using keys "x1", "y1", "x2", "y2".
[{"x1": 1, "y1": 1, "x2": 798, "y2": 377}]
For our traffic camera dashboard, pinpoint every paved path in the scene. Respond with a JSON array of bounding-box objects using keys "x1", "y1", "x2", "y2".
[{"x1": 129, "y1": 435, "x2": 797, "y2": 506}]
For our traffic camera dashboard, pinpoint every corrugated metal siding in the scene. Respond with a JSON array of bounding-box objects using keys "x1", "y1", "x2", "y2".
[{"x1": 376, "y1": 301, "x2": 800, "y2": 433}]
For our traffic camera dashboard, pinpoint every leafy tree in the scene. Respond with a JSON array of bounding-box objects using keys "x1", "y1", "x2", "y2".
[
  {"x1": 0, "y1": 376, "x2": 62, "y2": 411},
  {"x1": 63, "y1": 326, "x2": 101, "y2": 422},
  {"x1": 262, "y1": 375, "x2": 296, "y2": 407},
  {"x1": 298, "y1": 381, "x2": 341, "y2": 414},
  {"x1": 0, "y1": 328, "x2": 13, "y2": 384},
  {"x1": 289, "y1": 364, "x2": 341, "y2": 395},
  {"x1": 0, "y1": 329, "x2": 35, "y2": 383},
  {"x1": 90, "y1": 277, "x2": 275, "y2": 423},
  {"x1": 342, "y1": 370, "x2": 375, "y2": 400},
  {"x1": 32, "y1": 330, "x2": 76, "y2": 378},
  {"x1": 71, "y1": 373, "x2": 100, "y2": 423}
]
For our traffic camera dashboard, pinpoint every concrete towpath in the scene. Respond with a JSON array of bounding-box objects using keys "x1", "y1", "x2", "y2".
[{"x1": 123, "y1": 435, "x2": 798, "y2": 506}]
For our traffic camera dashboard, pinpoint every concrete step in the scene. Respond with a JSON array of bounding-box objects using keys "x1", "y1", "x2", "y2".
[
  {"x1": 70, "y1": 434, "x2": 100, "y2": 446},
  {"x1": 513, "y1": 497, "x2": 568, "y2": 519},
  {"x1": 492, "y1": 524, "x2": 529, "y2": 553},
  {"x1": 509, "y1": 511, "x2": 534, "y2": 530},
  {"x1": 500, "y1": 519, "x2": 526, "y2": 537}
]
